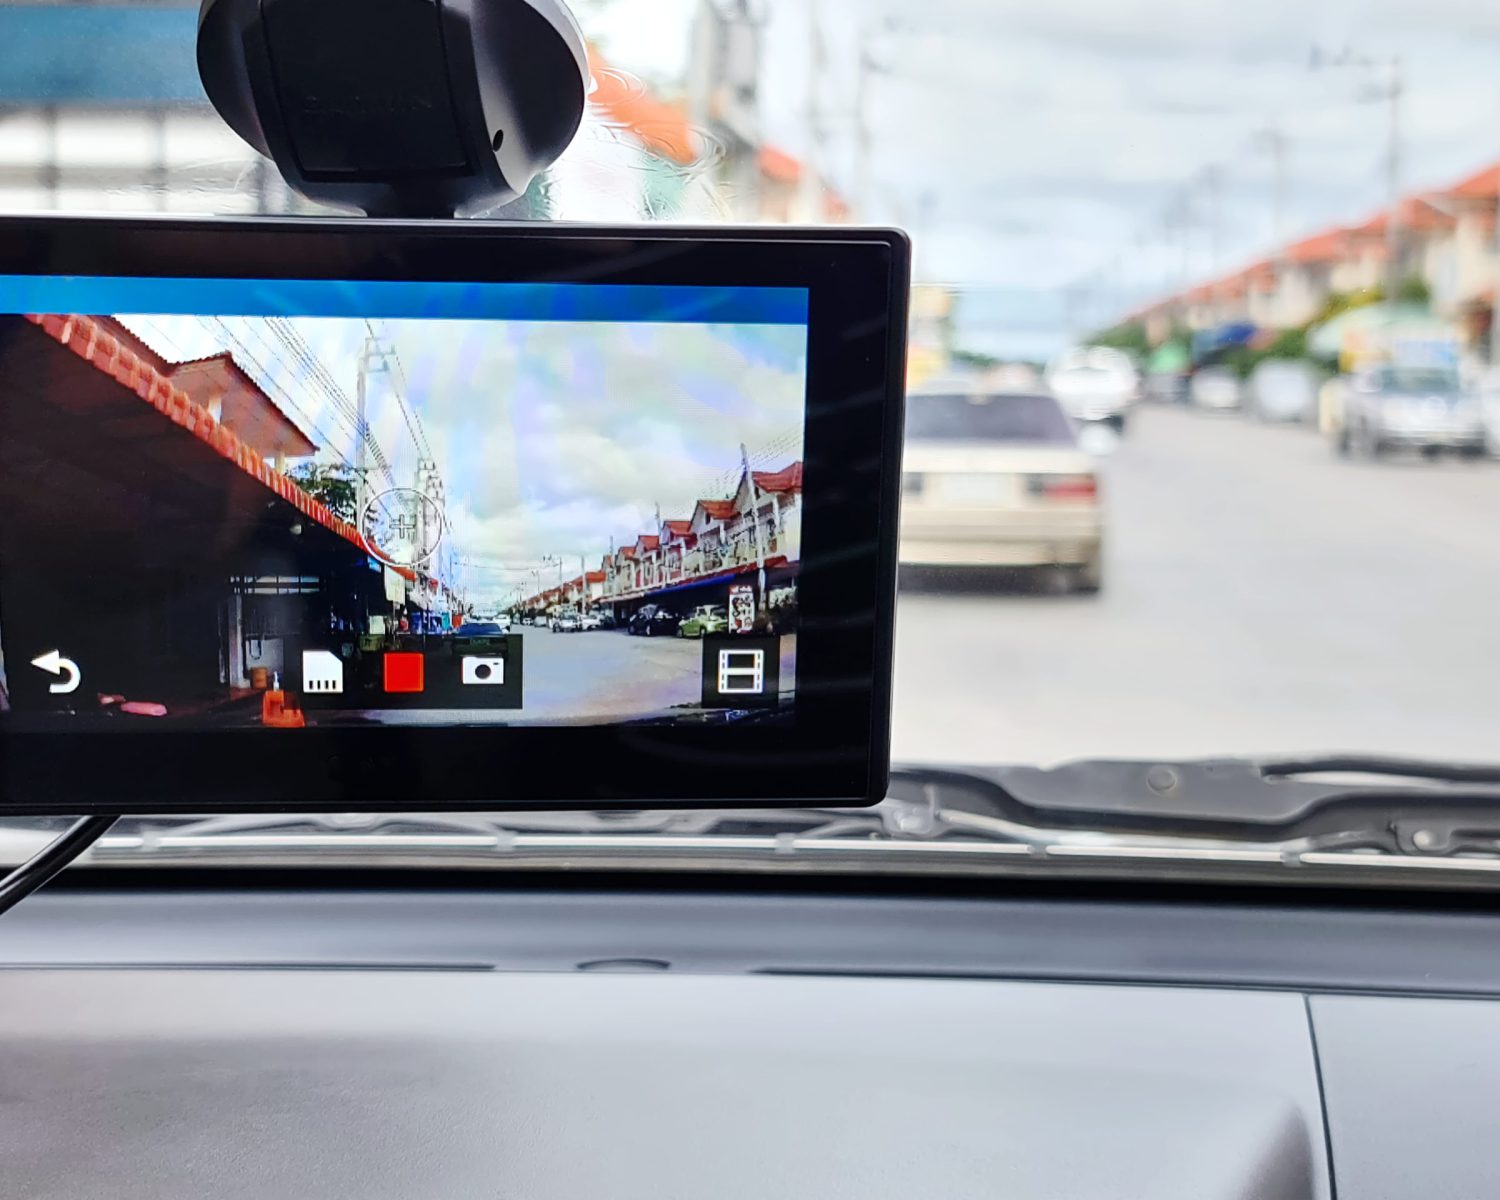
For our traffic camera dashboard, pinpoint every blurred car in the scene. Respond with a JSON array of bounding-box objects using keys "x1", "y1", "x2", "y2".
[
  {"x1": 1336, "y1": 364, "x2": 1486, "y2": 458},
  {"x1": 1189, "y1": 366, "x2": 1243, "y2": 411},
  {"x1": 1143, "y1": 371, "x2": 1188, "y2": 405},
  {"x1": 551, "y1": 612, "x2": 582, "y2": 633},
  {"x1": 628, "y1": 604, "x2": 681, "y2": 636},
  {"x1": 578, "y1": 612, "x2": 603, "y2": 631},
  {"x1": 985, "y1": 363, "x2": 1042, "y2": 391},
  {"x1": 1044, "y1": 346, "x2": 1138, "y2": 431},
  {"x1": 1247, "y1": 359, "x2": 1321, "y2": 423},
  {"x1": 678, "y1": 604, "x2": 728, "y2": 638},
  {"x1": 900, "y1": 388, "x2": 1104, "y2": 592},
  {"x1": 1468, "y1": 364, "x2": 1500, "y2": 458}
]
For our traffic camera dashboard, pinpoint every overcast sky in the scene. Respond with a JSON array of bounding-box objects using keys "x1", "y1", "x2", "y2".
[
  {"x1": 123, "y1": 314, "x2": 806, "y2": 607},
  {"x1": 580, "y1": 0, "x2": 1500, "y2": 355}
]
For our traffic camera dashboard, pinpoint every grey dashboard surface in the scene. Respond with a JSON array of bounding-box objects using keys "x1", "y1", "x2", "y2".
[
  {"x1": 6, "y1": 889, "x2": 1500, "y2": 993},
  {"x1": 1310, "y1": 994, "x2": 1500, "y2": 1200},
  {"x1": 0, "y1": 970, "x2": 1327, "y2": 1200},
  {"x1": 8, "y1": 887, "x2": 1500, "y2": 1197}
]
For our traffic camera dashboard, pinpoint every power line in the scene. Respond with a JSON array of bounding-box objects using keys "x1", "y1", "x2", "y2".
[
  {"x1": 363, "y1": 320, "x2": 436, "y2": 468},
  {"x1": 702, "y1": 427, "x2": 802, "y2": 498},
  {"x1": 265, "y1": 317, "x2": 396, "y2": 486},
  {"x1": 131, "y1": 314, "x2": 355, "y2": 463}
]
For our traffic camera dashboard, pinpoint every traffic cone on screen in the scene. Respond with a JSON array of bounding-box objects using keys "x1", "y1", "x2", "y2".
[{"x1": 261, "y1": 671, "x2": 306, "y2": 728}]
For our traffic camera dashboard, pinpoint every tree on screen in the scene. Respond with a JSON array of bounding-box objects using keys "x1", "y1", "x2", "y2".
[{"x1": 288, "y1": 463, "x2": 359, "y2": 523}]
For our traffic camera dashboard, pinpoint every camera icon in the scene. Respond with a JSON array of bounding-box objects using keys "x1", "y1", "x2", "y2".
[{"x1": 461, "y1": 655, "x2": 506, "y2": 686}]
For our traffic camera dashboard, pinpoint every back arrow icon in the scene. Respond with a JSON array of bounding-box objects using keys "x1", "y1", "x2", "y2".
[{"x1": 31, "y1": 650, "x2": 81, "y2": 694}]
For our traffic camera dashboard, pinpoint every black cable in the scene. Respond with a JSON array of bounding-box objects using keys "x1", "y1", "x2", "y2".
[{"x1": 0, "y1": 814, "x2": 119, "y2": 919}]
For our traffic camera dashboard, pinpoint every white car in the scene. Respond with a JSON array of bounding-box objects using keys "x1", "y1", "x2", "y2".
[
  {"x1": 579, "y1": 613, "x2": 603, "y2": 631},
  {"x1": 1189, "y1": 366, "x2": 1243, "y2": 411},
  {"x1": 900, "y1": 387, "x2": 1104, "y2": 592},
  {"x1": 1247, "y1": 359, "x2": 1321, "y2": 423},
  {"x1": 1044, "y1": 347, "x2": 1139, "y2": 431}
]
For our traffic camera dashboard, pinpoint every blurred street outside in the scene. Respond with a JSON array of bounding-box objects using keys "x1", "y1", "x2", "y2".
[{"x1": 894, "y1": 404, "x2": 1500, "y2": 765}]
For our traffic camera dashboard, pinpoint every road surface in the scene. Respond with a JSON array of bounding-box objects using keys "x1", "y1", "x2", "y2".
[{"x1": 892, "y1": 404, "x2": 1500, "y2": 767}]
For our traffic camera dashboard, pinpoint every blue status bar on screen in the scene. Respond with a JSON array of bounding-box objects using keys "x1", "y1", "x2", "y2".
[{"x1": 0, "y1": 276, "x2": 809, "y2": 326}]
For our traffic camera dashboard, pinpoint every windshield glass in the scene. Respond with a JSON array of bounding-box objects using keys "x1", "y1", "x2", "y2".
[
  {"x1": 3, "y1": 0, "x2": 1500, "y2": 874},
  {"x1": 907, "y1": 392, "x2": 1077, "y2": 443},
  {"x1": 1376, "y1": 368, "x2": 1460, "y2": 392}
]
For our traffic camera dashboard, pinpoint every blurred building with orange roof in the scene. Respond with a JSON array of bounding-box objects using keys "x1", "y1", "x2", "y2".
[{"x1": 1129, "y1": 156, "x2": 1500, "y2": 357}]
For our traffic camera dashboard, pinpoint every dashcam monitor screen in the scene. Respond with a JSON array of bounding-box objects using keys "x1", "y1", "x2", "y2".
[{"x1": 0, "y1": 277, "x2": 807, "y2": 731}]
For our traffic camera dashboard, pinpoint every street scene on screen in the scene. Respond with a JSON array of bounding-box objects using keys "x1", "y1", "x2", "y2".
[{"x1": 0, "y1": 312, "x2": 805, "y2": 726}]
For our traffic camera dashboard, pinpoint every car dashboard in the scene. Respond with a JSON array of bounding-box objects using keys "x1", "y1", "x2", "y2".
[{"x1": 0, "y1": 882, "x2": 1495, "y2": 1198}]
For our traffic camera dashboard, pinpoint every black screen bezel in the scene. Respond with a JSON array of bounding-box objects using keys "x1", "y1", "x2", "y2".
[{"x1": 0, "y1": 216, "x2": 908, "y2": 814}]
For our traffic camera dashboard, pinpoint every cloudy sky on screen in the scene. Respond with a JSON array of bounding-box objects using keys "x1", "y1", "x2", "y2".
[{"x1": 121, "y1": 315, "x2": 806, "y2": 604}]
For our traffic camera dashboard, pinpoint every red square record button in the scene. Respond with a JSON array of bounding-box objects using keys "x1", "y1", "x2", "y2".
[{"x1": 383, "y1": 652, "x2": 425, "y2": 694}]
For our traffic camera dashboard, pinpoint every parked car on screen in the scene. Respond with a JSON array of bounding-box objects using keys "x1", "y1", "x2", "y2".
[
  {"x1": 1247, "y1": 359, "x2": 1321, "y2": 423},
  {"x1": 900, "y1": 387, "x2": 1104, "y2": 592},
  {"x1": 628, "y1": 604, "x2": 680, "y2": 636},
  {"x1": 551, "y1": 612, "x2": 582, "y2": 633},
  {"x1": 678, "y1": 604, "x2": 728, "y2": 638},
  {"x1": 579, "y1": 612, "x2": 603, "y2": 631},
  {"x1": 1336, "y1": 364, "x2": 1485, "y2": 459},
  {"x1": 1189, "y1": 366, "x2": 1243, "y2": 411},
  {"x1": 454, "y1": 621, "x2": 507, "y2": 638}
]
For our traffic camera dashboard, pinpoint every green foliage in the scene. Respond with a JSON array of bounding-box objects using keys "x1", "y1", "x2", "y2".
[
  {"x1": 1311, "y1": 288, "x2": 1382, "y2": 326},
  {"x1": 951, "y1": 348, "x2": 1000, "y2": 370},
  {"x1": 1220, "y1": 328, "x2": 1317, "y2": 379},
  {"x1": 287, "y1": 463, "x2": 359, "y2": 522},
  {"x1": 1393, "y1": 274, "x2": 1431, "y2": 305},
  {"x1": 1089, "y1": 321, "x2": 1150, "y2": 356},
  {"x1": 1265, "y1": 327, "x2": 1309, "y2": 360}
]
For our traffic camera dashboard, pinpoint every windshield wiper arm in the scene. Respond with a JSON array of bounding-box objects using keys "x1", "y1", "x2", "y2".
[
  {"x1": 1258, "y1": 755, "x2": 1500, "y2": 785},
  {"x1": 895, "y1": 757, "x2": 1500, "y2": 845}
]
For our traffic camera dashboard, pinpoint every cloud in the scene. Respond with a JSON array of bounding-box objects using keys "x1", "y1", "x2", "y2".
[
  {"x1": 726, "y1": 0, "x2": 1500, "y2": 323},
  {"x1": 118, "y1": 312, "x2": 805, "y2": 607},
  {"x1": 359, "y1": 318, "x2": 806, "y2": 602}
]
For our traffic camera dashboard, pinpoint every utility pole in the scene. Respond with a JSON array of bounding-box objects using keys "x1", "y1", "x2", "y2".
[
  {"x1": 355, "y1": 337, "x2": 373, "y2": 530},
  {"x1": 854, "y1": 33, "x2": 872, "y2": 221},
  {"x1": 1383, "y1": 56, "x2": 1404, "y2": 301},
  {"x1": 541, "y1": 554, "x2": 565, "y2": 606},
  {"x1": 1311, "y1": 47, "x2": 1403, "y2": 299},
  {"x1": 1491, "y1": 180, "x2": 1500, "y2": 364},
  {"x1": 799, "y1": 0, "x2": 826, "y2": 222},
  {"x1": 1253, "y1": 126, "x2": 1288, "y2": 248},
  {"x1": 740, "y1": 442, "x2": 766, "y2": 602},
  {"x1": 1164, "y1": 188, "x2": 1194, "y2": 290},
  {"x1": 1252, "y1": 126, "x2": 1288, "y2": 321},
  {"x1": 1201, "y1": 165, "x2": 1224, "y2": 277}
]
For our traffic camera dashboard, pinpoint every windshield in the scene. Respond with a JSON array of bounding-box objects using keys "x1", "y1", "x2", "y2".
[
  {"x1": 1375, "y1": 368, "x2": 1461, "y2": 392},
  {"x1": 3, "y1": 0, "x2": 1500, "y2": 879},
  {"x1": 907, "y1": 392, "x2": 1077, "y2": 443}
]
